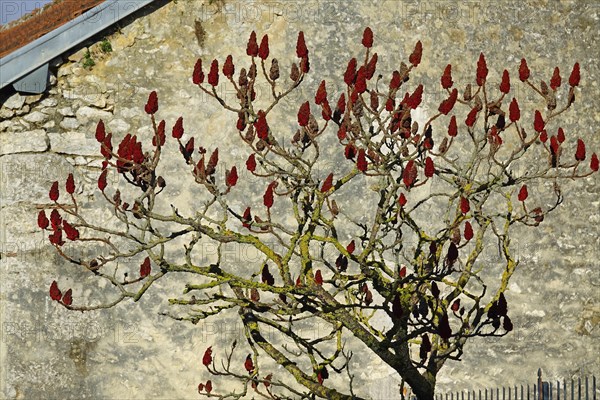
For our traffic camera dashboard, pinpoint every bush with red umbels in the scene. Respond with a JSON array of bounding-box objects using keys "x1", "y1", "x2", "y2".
[{"x1": 39, "y1": 28, "x2": 597, "y2": 400}]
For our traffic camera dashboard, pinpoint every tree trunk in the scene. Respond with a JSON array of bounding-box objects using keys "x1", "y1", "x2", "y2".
[{"x1": 409, "y1": 380, "x2": 435, "y2": 400}]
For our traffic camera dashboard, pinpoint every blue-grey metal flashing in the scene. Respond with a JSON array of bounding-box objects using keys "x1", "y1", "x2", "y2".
[{"x1": 0, "y1": 0, "x2": 156, "y2": 94}]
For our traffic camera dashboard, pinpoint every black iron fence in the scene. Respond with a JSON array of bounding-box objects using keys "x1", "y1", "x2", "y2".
[{"x1": 435, "y1": 369, "x2": 597, "y2": 400}]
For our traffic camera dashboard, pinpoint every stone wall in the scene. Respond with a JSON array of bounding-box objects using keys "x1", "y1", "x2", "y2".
[{"x1": 1, "y1": 0, "x2": 598, "y2": 399}]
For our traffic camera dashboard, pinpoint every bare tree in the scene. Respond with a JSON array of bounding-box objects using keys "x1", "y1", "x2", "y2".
[{"x1": 39, "y1": 28, "x2": 598, "y2": 399}]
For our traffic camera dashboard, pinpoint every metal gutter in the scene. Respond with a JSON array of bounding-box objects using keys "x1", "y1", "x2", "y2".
[{"x1": 0, "y1": 0, "x2": 156, "y2": 93}]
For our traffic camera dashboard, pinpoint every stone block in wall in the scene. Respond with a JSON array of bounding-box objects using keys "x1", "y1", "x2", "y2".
[
  {"x1": 59, "y1": 118, "x2": 80, "y2": 130},
  {"x1": 0, "y1": 130, "x2": 48, "y2": 156},
  {"x1": 2, "y1": 93, "x2": 26, "y2": 109},
  {"x1": 48, "y1": 131, "x2": 99, "y2": 156},
  {"x1": 74, "y1": 106, "x2": 112, "y2": 124},
  {"x1": 0, "y1": 154, "x2": 72, "y2": 205},
  {"x1": 22, "y1": 111, "x2": 49, "y2": 124}
]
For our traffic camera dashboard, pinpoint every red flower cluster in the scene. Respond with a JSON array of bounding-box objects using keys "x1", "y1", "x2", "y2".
[
  {"x1": 476, "y1": 53, "x2": 488, "y2": 86},
  {"x1": 499, "y1": 70, "x2": 511, "y2": 94},
  {"x1": 298, "y1": 101, "x2": 311, "y2": 127},
  {"x1": 116, "y1": 134, "x2": 145, "y2": 171},
  {"x1": 144, "y1": 90, "x2": 158, "y2": 114},
  {"x1": 320, "y1": 173, "x2": 334, "y2": 193},
  {"x1": 223, "y1": 55, "x2": 235, "y2": 78},
  {"x1": 140, "y1": 257, "x2": 151, "y2": 278},
  {"x1": 41, "y1": 174, "x2": 83, "y2": 246},
  {"x1": 254, "y1": 111, "x2": 269, "y2": 140},
  {"x1": 49, "y1": 281, "x2": 73, "y2": 306},
  {"x1": 263, "y1": 181, "x2": 276, "y2": 208},
  {"x1": 441, "y1": 64, "x2": 453, "y2": 89},
  {"x1": 519, "y1": 58, "x2": 530, "y2": 81}
]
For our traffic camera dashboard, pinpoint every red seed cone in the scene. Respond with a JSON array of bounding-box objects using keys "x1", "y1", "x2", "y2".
[
  {"x1": 424, "y1": 157, "x2": 435, "y2": 177},
  {"x1": 321, "y1": 101, "x2": 332, "y2": 121},
  {"x1": 438, "y1": 89, "x2": 458, "y2": 115},
  {"x1": 296, "y1": 31, "x2": 308, "y2": 58},
  {"x1": 448, "y1": 115, "x2": 458, "y2": 137},
  {"x1": 62, "y1": 289, "x2": 72, "y2": 306},
  {"x1": 346, "y1": 240, "x2": 355, "y2": 254},
  {"x1": 244, "y1": 354, "x2": 255, "y2": 373},
  {"x1": 98, "y1": 170, "x2": 108, "y2": 191},
  {"x1": 407, "y1": 84, "x2": 423, "y2": 109},
  {"x1": 49, "y1": 181, "x2": 59, "y2": 201},
  {"x1": 63, "y1": 220, "x2": 79, "y2": 241},
  {"x1": 315, "y1": 80, "x2": 327, "y2": 105},
  {"x1": 362, "y1": 27, "x2": 373, "y2": 48},
  {"x1": 226, "y1": 166, "x2": 238, "y2": 187},
  {"x1": 242, "y1": 207, "x2": 252, "y2": 228},
  {"x1": 264, "y1": 182, "x2": 275, "y2": 208},
  {"x1": 50, "y1": 209, "x2": 62, "y2": 230},
  {"x1": 476, "y1": 53, "x2": 488, "y2": 86},
  {"x1": 298, "y1": 101, "x2": 310, "y2": 127},
  {"x1": 222, "y1": 55, "x2": 235, "y2": 78},
  {"x1": 451, "y1": 299, "x2": 461, "y2": 312},
  {"x1": 518, "y1": 185, "x2": 528, "y2": 202},
  {"x1": 366, "y1": 53, "x2": 378, "y2": 79},
  {"x1": 575, "y1": 139, "x2": 586, "y2": 161},
  {"x1": 557, "y1": 127, "x2": 566, "y2": 144},
  {"x1": 441, "y1": 64, "x2": 453, "y2": 89},
  {"x1": 206, "y1": 149, "x2": 219, "y2": 175},
  {"x1": 144, "y1": 91, "x2": 158, "y2": 114},
  {"x1": 140, "y1": 257, "x2": 151, "y2": 278},
  {"x1": 460, "y1": 197, "x2": 470, "y2": 214},
  {"x1": 100, "y1": 133, "x2": 113, "y2": 159},
  {"x1": 172, "y1": 117, "x2": 184, "y2": 139},
  {"x1": 399, "y1": 265, "x2": 407, "y2": 277},
  {"x1": 357, "y1": 149, "x2": 368, "y2": 172},
  {"x1": 258, "y1": 35, "x2": 269, "y2": 60},
  {"x1": 254, "y1": 111, "x2": 269, "y2": 140},
  {"x1": 193, "y1": 59, "x2": 204, "y2": 84},
  {"x1": 590, "y1": 153, "x2": 599, "y2": 171},
  {"x1": 550, "y1": 67, "x2": 561, "y2": 90},
  {"x1": 95, "y1": 120, "x2": 106, "y2": 142},
  {"x1": 398, "y1": 193, "x2": 407, "y2": 207},
  {"x1": 49, "y1": 281, "x2": 62, "y2": 301},
  {"x1": 246, "y1": 153, "x2": 257, "y2": 172},
  {"x1": 499, "y1": 70, "x2": 510, "y2": 93},
  {"x1": 202, "y1": 346, "x2": 213, "y2": 366},
  {"x1": 568, "y1": 62, "x2": 580, "y2": 86},
  {"x1": 66, "y1": 173, "x2": 75, "y2": 194},
  {"x1": 464, "y1": 222, "x2": 474, "y2": 241},
  {"x1": 355, "y1": 66, "x2": 367, "y2": 94},
  {"x1": 38, "y1": 210, "x2": 49, "y2": 229},
  {"x1": 247, "y1": 31, "x2": 258, "y2": 56},
  {"x1": 465, "y1": 107, "x2": 478, "y2": 127},
  {"x1": 314, "y1": 270, "x2": 324, "y2": 285},
  {"x1": 533, "y1": 110, "x2": 545, "y2": 132},
  {"x1": 519, "y1": 58, "x2": 530, "y2": 82},
  {"x1": 208, "y1": 59, "x2": 219, "y2": 86},
  {"x1": 389, "y1": 70, "x2": 402, "y2": 90},
  {"x1": 320, "y1": 173, "x2": 333, "y2": 193},
  {"x1": 48, "y1": 228, "x2": 64, "y2": 246},
  {"x1": 403, "y1": 160, "x2": 417, "y2": 188},
  {"x1": 509, "y1": 98, "x2": 520, "y2": 122},
  {"x1": 344, "y1": 58, "x2": 357, "y2": 86},
  {"x1": 409, "y1": 41, "x2": 422, "y2": 67}
]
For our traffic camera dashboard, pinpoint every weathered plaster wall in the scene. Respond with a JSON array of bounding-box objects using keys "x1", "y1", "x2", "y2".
[{"x1": 1, "y1": 0, "x2": 598, "y2": 399}]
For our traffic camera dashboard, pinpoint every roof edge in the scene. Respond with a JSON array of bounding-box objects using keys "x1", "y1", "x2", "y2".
[{"x1": 0, "y1": 0, "x2": 156, "y2": 93}]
